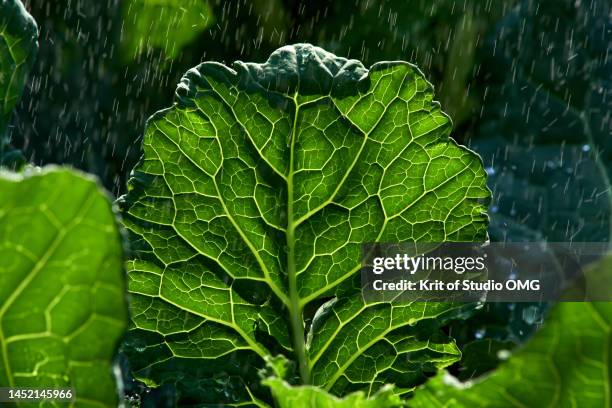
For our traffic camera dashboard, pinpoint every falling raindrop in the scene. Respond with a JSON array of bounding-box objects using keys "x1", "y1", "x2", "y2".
[
  {"x1": 522, "y1": 305, "x2": 541, "y2": 325},
  {"x1": 497, "y1": 349, "x2": 511, "y2": 360},
  {"x1": 474, "y1": 328, "x2": 485, "y2": 339}
]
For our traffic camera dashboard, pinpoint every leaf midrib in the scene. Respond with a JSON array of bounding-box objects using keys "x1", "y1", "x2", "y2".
[{"x1": 287, "y1": 91, "x2": 310, "y2": 384}]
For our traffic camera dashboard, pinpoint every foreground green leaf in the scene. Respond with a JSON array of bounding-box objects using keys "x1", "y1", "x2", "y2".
[
  {"x1": 0, "y1": 0, "x2": 37, "y2": 165},
  {"x1": 412, "y1": 302, "x2": 612, "y2": 407},
  {"x1": 121, "y1": 43, "x2": 489, "y2": 405},
  {"x1": 411, "y1": 259, "x2": 612, "y2": 407},
  {"x1": 264, "y1": 379, "x2": 403, "y2": 408},
  {"x1": 0, "y1": 167, "x2": 128, "y2": 406},
  {"x1": 261, "y1": 355, "x2": 404, "y2": 408}
]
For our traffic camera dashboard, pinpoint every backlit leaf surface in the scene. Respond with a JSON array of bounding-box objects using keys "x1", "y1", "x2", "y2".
[
  {"x1": 121, "y1": 44, "x2": 489, "y2": 405},
  {"x1": 0, "y1": 167, "x2": 128, "y2": 406},
  {"x1": 411, "y1": 300, "x2": 612, "y2": 407}
]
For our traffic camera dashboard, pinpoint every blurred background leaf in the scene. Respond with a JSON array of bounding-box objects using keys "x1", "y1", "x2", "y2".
[
  {"x1": 0, "y1": 0, "x2": 37, "y2": 168},
  {"x1": 121, "y1": 0, "x2": 213, "y2": 63}
]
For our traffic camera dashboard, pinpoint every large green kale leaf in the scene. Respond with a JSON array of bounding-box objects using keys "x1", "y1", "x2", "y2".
[
  {"x1": 0, "y1": 0, "x2": 37, "y2": 166},
  {"x1": 0, "y1": 167, "x2": 128, "y2": 406},
  {"x1": 120, "y1": 44, "x2": 490, "y2": 405}
]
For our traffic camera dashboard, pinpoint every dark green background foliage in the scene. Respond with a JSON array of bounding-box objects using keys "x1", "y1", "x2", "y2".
[
  {"x1": 474, "y1": 0, "x2": 612, "y2": 244},
  {"x1": 0, "y1": 0, "x2": 37, "y2": 166}
]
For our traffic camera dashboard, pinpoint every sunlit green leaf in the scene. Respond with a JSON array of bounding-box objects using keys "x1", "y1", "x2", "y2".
[
  {"x1": 411, "y1": 300, "x2": 612, "y2": 407},
  {"x1": 120, "y1": 44, "x2": 489, "y2": 405},
  {"x1": 260, "y1": 355, "x2": 404, "y2": 407},
  {"x1": 0, "y1": 167, "x2": 128, "y2": 406},
  {"x1": 264, "y1": 380, "x2": 403, "y2": 408},
  {"x1": 411, "y1": 257, "x2": 612, "y2": 407}
]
